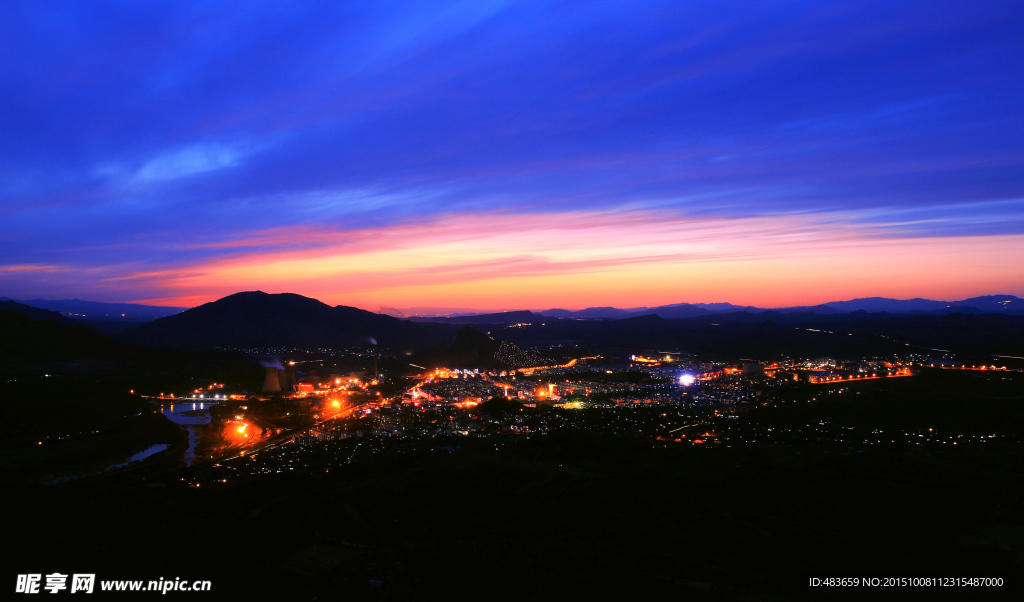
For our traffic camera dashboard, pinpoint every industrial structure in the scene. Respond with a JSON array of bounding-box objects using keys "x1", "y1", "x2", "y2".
[{"x1": 262, "y1": 367, "x2": 282, "y2": 393}]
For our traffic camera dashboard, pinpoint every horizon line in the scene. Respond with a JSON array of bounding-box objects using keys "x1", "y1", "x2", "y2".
[{"x1": 6, "y1": 289, "x2": 1021, "y2": 315}]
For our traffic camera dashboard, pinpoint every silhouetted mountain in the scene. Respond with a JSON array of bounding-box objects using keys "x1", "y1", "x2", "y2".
[
  {"x1": 543, "y1": 307, "x2": 616, "y2": 319},
  {"x1": 0, "y1": 297, "x2": 188, "y2": 321},
  {"x1": 904, "y1": 306, "x2": 987, "y2": 316},
  {"x1": 0, "y1": 309, "x2": 127, "y2": 363},
  {"x1": 575, "y1": 307, "x2": 636, "y2": 319},
  {"x1": 411, "y1": 326, "x2": 549, "y2": 369},
  {"x1": 118, "y1": 291, "x2": 438, "y2": 351},
  {"x1": 536, "y1": 295, "x2": 1024, "y2": 318},
  {"x1": 492, "y1": 310, "x2": 1024, "y2": 360},
  {"x1": 538, "y1": 305, "x2": 712, "y2": 319},
  {"x1": 449, "y1": 326, "x2": 499, "y2": 353},
  {"x1": 410, "y1": 310, "x2": 545, "y2": 324},
  {"x1": 26, "y1": 290, "x2": 1024, "y2": 361},
  {"x1": 637, "y1": 303, "x2": 712, "y2": 318},
  {"x1": 77, "y1": 319, "x2": 149, "y2": 337},
  {"x1": 954, "y1": 295, "x2": 1024, "y2": 314},
  {"x1": 822, "y1": 297, "x2": 950, "y2": 313},
  {"x1": 776, "y1": 304, "x2": 843, "y2": 314},
  {"x1": 0, "y1": 300, "x2": 80, "y2": 325},
  {"x1": 688, "y1": 302, "x2": 766, "y2": 312},
  {"x1": 410, "y1": 326, "x2": 498, "y2": 369}
]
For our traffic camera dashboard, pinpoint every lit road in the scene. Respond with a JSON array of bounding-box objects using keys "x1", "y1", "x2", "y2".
[{"x1": 215, "y1": 398, "x2": 382, "y2": 462}]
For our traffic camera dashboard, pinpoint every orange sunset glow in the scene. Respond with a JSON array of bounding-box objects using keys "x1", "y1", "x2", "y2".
[{"x1": 92, "y1": 209, "x2": 1024, "y2": 310}]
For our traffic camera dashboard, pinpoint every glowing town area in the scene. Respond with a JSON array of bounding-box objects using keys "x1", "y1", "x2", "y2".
[{"x1": 130, "y1": 344, "x2": 1019, "y2": 490}]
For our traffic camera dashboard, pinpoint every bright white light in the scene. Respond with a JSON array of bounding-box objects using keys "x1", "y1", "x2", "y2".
[{"x1": 680, "y1": 374, "x2": 696, "y2": 386}]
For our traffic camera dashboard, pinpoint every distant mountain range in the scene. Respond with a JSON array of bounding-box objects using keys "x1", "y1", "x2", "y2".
[
  {"x1": 5, "y1": 294, "x2": 1021, "y2": 326},
  {"x1": 3, "y1": 292, "x2": 1023, "y2": 361},
  {"x1": 534, "y1": 295, "x2": 1023, "y2": 319},
  {"x1": 411, "y1": 310, "x2": 546, "y2": 324},
  {"x1": 0, "y1": 297, "x2": 188, "y2": 322}
]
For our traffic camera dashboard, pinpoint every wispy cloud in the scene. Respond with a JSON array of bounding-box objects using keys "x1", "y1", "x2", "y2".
[
  {"x1": 0, "y1": 264, "x2": 65, "y2": 274},
  {"x1": 135, "y1": 143, "x2": 242, "y2": 182}
]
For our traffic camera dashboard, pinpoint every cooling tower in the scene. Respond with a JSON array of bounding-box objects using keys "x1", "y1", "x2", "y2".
[
  {"x1": 278, "y1": 368, "x2": 289, "y2": 391},
  {"x1": 286, "y1": 365, "x2": 297, "y2": 388},
  {"x1": 308, "y1": 369, "x2": 318, "y2": 386},
  {"x1": 262, "y1": 367, "x2": 282, "y2": 393}
]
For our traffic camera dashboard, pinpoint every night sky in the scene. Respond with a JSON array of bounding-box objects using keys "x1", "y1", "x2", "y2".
[{"x1": 2, "y1": 1, "x2": 1022, "y2": 310}]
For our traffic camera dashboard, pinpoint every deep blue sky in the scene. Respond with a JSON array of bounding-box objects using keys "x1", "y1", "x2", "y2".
[{"x1": 2, "y1": 1, "x2": 1022, "y2": 308}]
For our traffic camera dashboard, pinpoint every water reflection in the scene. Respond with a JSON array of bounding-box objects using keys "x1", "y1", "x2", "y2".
[
  {"x1": 108, "y1": 444, "x2": 170, "y2": 469},
  {"x1": 48, "y1": 444, "x2": 172, "y2": 484},
  {"x1": 161, "y1": 402, "x2": 217, "y2": 465}
]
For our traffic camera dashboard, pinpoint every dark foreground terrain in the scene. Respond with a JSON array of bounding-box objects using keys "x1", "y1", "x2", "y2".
[{"x1": 9, "y1": 372, "x2": 1024, "y2": 601}]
